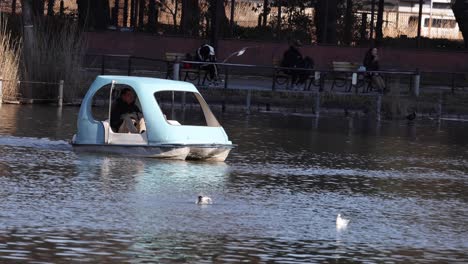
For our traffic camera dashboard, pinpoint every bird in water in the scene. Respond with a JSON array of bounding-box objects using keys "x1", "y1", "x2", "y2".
[
  {"x1": 336, "y1": 214, "x2": 350, "y2": 230},
  {"x1": 406, "y1": 111, "x2": 416, "y2": 121},
  {"x1": 196, "y1": 195, "x2": 213, "y2": 205}
]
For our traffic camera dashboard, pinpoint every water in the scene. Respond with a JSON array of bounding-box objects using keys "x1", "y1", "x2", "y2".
[{"x1": 0, "y1": 104, "x2": 467, "y2": 263}]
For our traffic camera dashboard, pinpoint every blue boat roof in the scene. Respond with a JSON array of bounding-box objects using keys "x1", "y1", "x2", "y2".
[{"x1": 95, "y1": 75, "x2": 200, "y2": 94}]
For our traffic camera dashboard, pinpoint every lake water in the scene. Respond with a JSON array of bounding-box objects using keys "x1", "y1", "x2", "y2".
[{"x1": 0, "y1": 104, "x2": 467, "y2": 263}]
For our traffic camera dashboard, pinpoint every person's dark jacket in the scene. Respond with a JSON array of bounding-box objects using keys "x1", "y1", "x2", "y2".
[
  {"x1": 363, "y1": 53, "x2": 379, "y2": 71},
  {"x1": 281, "y1": 46, "x2": 303, "y2": 68},
  {"x1": 110, "y1": 98, "x2": 142, "y2": 132}
]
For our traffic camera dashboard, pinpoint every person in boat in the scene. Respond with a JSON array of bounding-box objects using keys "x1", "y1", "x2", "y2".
[
  {"x1": 196, "y1": 44, "x2": 219, "y2": 83},
  {"x1": 281, "y1": 40, "x2": 314, "y2": 89},
  {"x1": 363, "y1": 47, "x2": 386, "y2": 93},
  {"x1": 110, "y1": 88, "x2": 146, "y2": 133}
]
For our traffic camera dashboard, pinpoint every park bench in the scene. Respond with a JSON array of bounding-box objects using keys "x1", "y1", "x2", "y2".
[
  {"x1": 272, "y1": 58, "x2": 291, "y2": 90},
  {"x1": 272, "y1": 58, "x2": 316, "y2": 91},
  {"x1": 165, "y1": 52, "x2": 209, "y2": 85},
  {"x1": 330, "y1": 61, "x2": 374, "y2": 93}
]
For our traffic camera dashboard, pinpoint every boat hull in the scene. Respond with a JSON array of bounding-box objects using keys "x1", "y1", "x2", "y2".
[
  {"x1": 187, "y1": 146, "x2": 232, "y2": 162},
  {"x1": 72, "y1": 144, "x2": 190, "y2": 160},
  {"x1": 71, "y1": 143, "x2": 233, "y2": 161}
]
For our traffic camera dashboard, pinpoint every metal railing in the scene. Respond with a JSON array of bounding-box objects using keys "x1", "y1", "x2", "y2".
[
  {"x1": 85, "y1": 53, "x2": 468, "y2": 97},
  {"x1": 0, "y1": 79, "x2": 64, "y2": 106}
]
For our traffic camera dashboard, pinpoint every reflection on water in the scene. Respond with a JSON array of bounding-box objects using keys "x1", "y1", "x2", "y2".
[{"x1": 0, "y1": 104, "x2": 467, "y2": 263}]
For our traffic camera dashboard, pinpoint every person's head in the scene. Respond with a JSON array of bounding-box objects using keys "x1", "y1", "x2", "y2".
[
  {"x1": 366, "y1": 47, "x2": 378, "y2": 57},
  {"x1": 120, "y1": 88, "x2": 135, "y2": 105},
  {"x1": 292, "y1": 39, "x2": 302, "y2": 48}
]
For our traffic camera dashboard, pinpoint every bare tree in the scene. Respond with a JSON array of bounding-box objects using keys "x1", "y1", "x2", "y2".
[
  {"x1": 452, "y1": 0, "x2": 468, "y2": 48},
  {"x1": 160, "y1": 0, "x2": 179, "y2": 29},
  {"x1": 181, "y1": 0, "x2": 200, "y2": 35},
  {"x1": 262, "y1": 0, "x2": 269, "y2": 27},
  {"x1": 147, "y1": 0, "x2": 158, "y2": 31},
  {"x1": 138, "y1": 0, "x2": 145, "y2": 28},
  {"x1": 47, "y1": 0, "x2": 55, "y2": 16},
  {"x1": 12, "y1": 0, "x2": 17, "y2": 14},
  {"x1": 376, "y1": 0, "x2": 384, "y2": 44}
]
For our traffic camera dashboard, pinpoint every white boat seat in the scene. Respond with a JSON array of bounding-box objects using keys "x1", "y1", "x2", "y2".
[{"x1": 102, "y1": 119, "x2": 148, "y2": 145}]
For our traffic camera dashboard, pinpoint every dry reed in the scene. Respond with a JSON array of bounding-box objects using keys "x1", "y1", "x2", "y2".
[
  {"x1": 24, "y1": 16, "x2": 87, "y2": 102},
  {"x1": 0, "y1": 15, "x2": 21, "y2": 100}
]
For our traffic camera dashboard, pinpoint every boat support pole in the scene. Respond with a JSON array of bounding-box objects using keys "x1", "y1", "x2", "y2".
[
  {"x1": 107, "y1": 81, "x2": 116, "y2": 144},
  {"x1": 376, "y1": 94, "x2": 382, "y2": 122},
  {"x1": 58, "y1": 80, "x2": 64, "y2": 107},
  {"x1": 173, "y1": 59, "x2": 180, "y2": 81},
  {"x1": 314, "y1": 91, "x2": 320, "y2": 117}
]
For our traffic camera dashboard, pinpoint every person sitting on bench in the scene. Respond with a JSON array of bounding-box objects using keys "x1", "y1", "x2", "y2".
[
  {"x1": 196, "y1": 44, "x2": 219, "y2": 83},
  {"x1": 363, "y1": 47, "x2": 386, "y2": 93},
  {"x1": 281, "y1": 40, "x2": 314, "y2": 89}
]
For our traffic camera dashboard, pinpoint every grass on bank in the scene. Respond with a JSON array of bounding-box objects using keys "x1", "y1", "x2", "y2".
[{"x1": 0, "y1": 15, "x2": 21, "y2": 100}]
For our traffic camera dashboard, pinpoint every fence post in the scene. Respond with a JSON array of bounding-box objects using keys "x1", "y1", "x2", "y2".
[
  {"x1": 58, "y1": 80, "x2": 64, "y2": 107},
  {"x1": 376, "y1": 94, "x2": 382, "y2": 122},
  {"x1": 314, "y1": 91, "x2": 320, "y2": 117},
  {"x1": 0, "y1": 77, "x2": 3, "y2": 104},
  {"x1": 413, "y1": 70, "x2": 420, "y2": 97},
  {"x1": 173, "y1": 59, "x2": 180, "y2": 81},
  {"x1": 245, "y1": 89, "x2": 251, "y2": 114}
]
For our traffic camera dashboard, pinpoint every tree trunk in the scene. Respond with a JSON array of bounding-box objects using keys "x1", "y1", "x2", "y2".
[
  {"x1": 59, "y1": 0, "x2": 64, "y2": 16},
  {"x1": 47, "y1": 0, "x2": 55, "y2": 16},
  {"x1": 276, "y1": 0, "x2": 281, "y2": 37},
  {"x1": 94, "y1": 0, "x2": 110, "y2": 30},
  {"x1": 262, "y1": 0, "x2": 269, "y2": 27},
  {"x1": 230, "y1": 0, "x2": 235, "y2": 36},
  {"x1": 123, "y1": 0, "x2": 129, "y2": 27},
  {"x1": 181, "y1": 0, "x2": 200, "y2": 36},
  {"x1": 112, "y1": 0, "x2": 119, "y2": 26},
  {"x1": 148, "y1": 0, "x2": 156, "y2": 31},
  {"x1": 138, "y1": 0, "x2": 145, "y2": 28},
  {"x1": 210, "y1": 0, "x2": 224, "y2": 51},
  {"x1": 343, "y1": 0, "x2": 353, "y2": 45},
  {"x1": 77, "y1": 0, "x2": 91, "y2": 28},
  {"x1": 173, "y1": 0, "x2": 178, "y2": 29},
  {"x1": 453, "y1": 0, "x2": 468, "y2": 48},
  {"x1": 326, "y1": 0, "x2": 337, "y2": 44},
  {"x1": 32, "y1": 0, "x2": 44, "y2": 16},
  {"x1": 12, "y1": 0, "x2": 17, "y2": 14},
  {"x1": 315, "y1": 0, "x2": 328, "y2": 43},
  {"x1": 130, "y1": 0, "x2": 135, "y2": 27},
  {"x1": 376, "y1": 0, "x2": 384, "y2": 44}
]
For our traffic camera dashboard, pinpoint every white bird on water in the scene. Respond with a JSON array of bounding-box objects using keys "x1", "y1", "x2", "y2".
[
  {"x1": 336, "y1": 214, "x2": 350, "y2": 230},
  {"x1": 196, "y1": 195, "x2": 213, "y2": 205}
]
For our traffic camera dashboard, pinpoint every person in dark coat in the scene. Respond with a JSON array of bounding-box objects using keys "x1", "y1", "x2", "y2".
[
  {"x1": 363, "y1": 47, "x2": 386, "y2": 92},
  {"x1": 196, "y1": 44, "x2": 219, "y2": 82},
  {"x1": 110, "y1": 88, "x2": 146, "y2": 133},
  {"x1": 281, "y1": 40, "x2": 314, "y2": 88}
]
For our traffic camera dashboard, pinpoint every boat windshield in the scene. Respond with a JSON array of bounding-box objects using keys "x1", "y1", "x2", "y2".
[{"x1": 154, "y1": 91, "x2": 220, "y2": 127}]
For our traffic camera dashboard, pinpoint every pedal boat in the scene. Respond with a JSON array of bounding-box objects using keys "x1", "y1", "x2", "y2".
[{"x1": 71, "y1": 76, "x2": 233, "y2": 161}]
